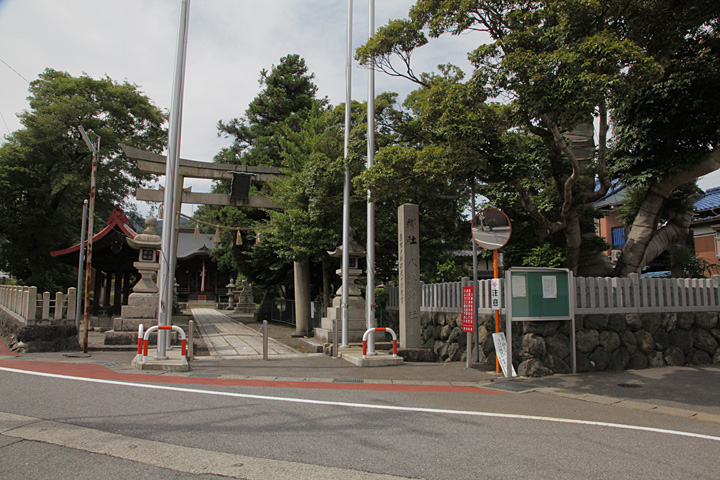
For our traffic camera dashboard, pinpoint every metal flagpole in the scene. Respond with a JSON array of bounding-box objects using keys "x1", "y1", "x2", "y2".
[
  {"x1": 341, "y1": 0, "x2": 353, "y2": 348},
  {"x1": 157, "y1": 0, "x2": 191, "y2": 359},
  {"x1": 75, "y1": 199, "x2": 88, "y2": 332},
  {"x1": 471, "y1": 181, "x2": 479, "y2": 362},
  {"x1": 365, "y1": 0, "x2": 376, "y2": 355}
]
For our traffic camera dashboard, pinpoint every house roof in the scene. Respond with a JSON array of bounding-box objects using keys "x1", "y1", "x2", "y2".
[
  {"x1": 694, "y1": 186, "x2": 720, "y2": 212},
  {"x1": 594, "y1": 179, "x2": 626, "y2": 208}
]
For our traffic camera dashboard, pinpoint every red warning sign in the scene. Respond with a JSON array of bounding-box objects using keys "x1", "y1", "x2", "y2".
[{"x1": 462, "y1": 286, "x2": 475, "y2": 333}]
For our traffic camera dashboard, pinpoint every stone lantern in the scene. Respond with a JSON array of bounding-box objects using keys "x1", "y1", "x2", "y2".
[
  {"x1": 126, "y1": 217, "x2": 161, "y2": 295},
  {"x1": 107, "y1": 217, "x2": 162, "y2": 343},
  {"x1": 315, "y1": 229, "x2": 367, "y2": 344},
  {"x1": 225, "y1": 278, "x2": 236, "y2": 310}
]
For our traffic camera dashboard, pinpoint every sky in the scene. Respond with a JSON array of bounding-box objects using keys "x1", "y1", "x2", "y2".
[
  {"x1": 1, "y1": 0, "x2": 718, "y2": 219},
  {"x1": 0, "y1": 0, "x2": 486, "y2": 217}
]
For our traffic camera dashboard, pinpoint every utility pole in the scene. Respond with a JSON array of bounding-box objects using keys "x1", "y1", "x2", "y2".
[{"x1": 78, "y1": 126, "x2": 99, "y2": 353}]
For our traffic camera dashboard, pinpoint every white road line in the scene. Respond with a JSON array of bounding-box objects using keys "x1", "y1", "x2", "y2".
[{"x1": 2, "y1": 366, "x2": 719, "y2": 443}]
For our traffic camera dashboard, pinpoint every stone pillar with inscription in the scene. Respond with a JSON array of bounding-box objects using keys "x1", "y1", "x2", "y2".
[{"x1": 398, "y1": 204, "x2": 421, "y2": 348}]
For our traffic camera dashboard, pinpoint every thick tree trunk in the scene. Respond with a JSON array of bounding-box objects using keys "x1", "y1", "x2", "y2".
[
  {"x1": 563, "y1": 210, "x2": 583, "y2": 275},
  {"x1": 614, "y1": 149, "x2": 720, "y2": 277}
]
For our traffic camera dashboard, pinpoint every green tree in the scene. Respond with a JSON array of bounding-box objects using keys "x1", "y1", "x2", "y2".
[
  {"x1": 357, "y1": 0, "x2": 720, "y2": 276},
  {"x1": 216, "y1": 54, "x2": 320, "y2": 167},
  {"x1": 202, "y1": 55, "x2": 323, "y2": 296},
  {"x1": 0, "y1": 69, "x2": 166, "y2": 290}
]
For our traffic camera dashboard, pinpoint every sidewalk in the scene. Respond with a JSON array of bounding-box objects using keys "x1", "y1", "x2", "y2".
[
  {"x1": 191, "y1": 308, "x2": 303, "y2": 358},
  {"x1": 2, "y1": 308, "x2": 719, "y2": 424}
]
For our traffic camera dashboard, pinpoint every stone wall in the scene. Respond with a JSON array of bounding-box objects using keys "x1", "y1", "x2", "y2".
[
  {"x1": 1, "y1": 307, "x2": 79, "y2": 353},
  {"x1": 385, "y1": 309, "x2": 720, "y2": 376}
]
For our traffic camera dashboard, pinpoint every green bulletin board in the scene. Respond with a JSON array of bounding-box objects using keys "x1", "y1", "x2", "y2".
[
  {"x1": 509, "y1": 269, "x2": 571, "y2": 319},
  {"x1": 504, "y1": 267, "x2": 576, "y2": 377}
]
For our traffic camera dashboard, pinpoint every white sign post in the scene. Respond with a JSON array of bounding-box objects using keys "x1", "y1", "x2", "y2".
[{"x1": 492, "y1": 332, "x2": 517, "y2": 377}]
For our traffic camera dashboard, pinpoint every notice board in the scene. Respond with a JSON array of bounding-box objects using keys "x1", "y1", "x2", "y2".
[
  {"x1": 504, "y1": 267, "x2": 576, "y2": 377},
  {"x1": 508, "y1": 269, "x2": 571, "y2": 320}
]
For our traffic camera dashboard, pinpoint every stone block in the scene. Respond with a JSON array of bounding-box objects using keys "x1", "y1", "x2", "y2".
[
  {"x1": 692, "y1": 329, "x2": 718, "y2": 354},
  {"x1": 695, "y1": 312, "x2": 718, "y2": 330},
  {"x1": 669, "y1": 328, "x2": 694, "y2": 353},
  {"x1": 576, "y1": 329, "x2": 599, "y2": 353},
  {"x1": 647, "y1": 351, "x2": 665, "y2": 368},
  {"x1": 518, "y1": 358, "x2": 552, "y2": 377},
  {"x1": 687, "y1": 350, "x2": 711, "y2": 365},
  {"x1": 590, "y1": 346, "x2": 611, "y2": 371},
  {"x1": 640, "y1": 314, "x2": 662, "y2": 335},
  {"x1": 583, "y1": 314, "x2": 608, "y2": 330},
  {"x1": 634, "y1": 330, "x2": 655, "y2": 355},
  {"x1": 664, "y1": 346, "x2": 685, "y2": 366},
  {"x1": 609, "y1": 347, "x2": 630, "y2": 371},
  {"x1": 627, "y1": 351, "x2": 648, "y2": 370},
  {"x1": 653, "y1": 329, "x2": 669, "y2": 351},
  {"x1": 625, "y1": 314, "x2": 642, "y2": 332},
  {"x1": 599, "y1": 330, "x2": 620, "y2": 351},
  {"x1": 113, "y1": 317, "x2": 157, "y2": 332},
  {"x1": 677, "y1": 312, "x2": 694, "y2": 330}
]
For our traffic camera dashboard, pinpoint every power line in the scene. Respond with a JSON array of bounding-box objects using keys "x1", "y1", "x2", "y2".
[{"x1": 0, "y1": 57, "x2": 31, "y2": 84}]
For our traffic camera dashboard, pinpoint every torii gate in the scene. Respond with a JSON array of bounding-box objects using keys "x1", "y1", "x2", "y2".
[
  {"x1": 122, "y1": 144, "x2": 289, "y2": 325},
  {"x1": 123, "y1": 145, "x2": 313, "y2": 336},
  {"x1": 121, "y1": 144, "x2": 285, "y2": 210}
]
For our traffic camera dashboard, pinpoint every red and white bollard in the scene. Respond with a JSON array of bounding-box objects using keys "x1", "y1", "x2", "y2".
[
  {"x1": 362, "y1": 327, "x2": 397, "y2": 357},
  {"x1": 142, "y1": 325, "x2": 187, "y2": 363}
]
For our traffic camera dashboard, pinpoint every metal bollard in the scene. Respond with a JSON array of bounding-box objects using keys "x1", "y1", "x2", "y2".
[
  {"x1": 188, "y1": 320, "x2": 194, "y2": 362},
  {"x1": 262, "y1": 320, "x2": 268, "y2": 361},
  {"x1": 333, "y1": 318, "x2": 339, "y2": 359}
]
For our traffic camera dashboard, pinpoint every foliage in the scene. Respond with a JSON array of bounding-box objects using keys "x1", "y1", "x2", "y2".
[
  {"x1": 215, "y1": 54, "x2": 321, "y2": 167},
  {"x1": 0, "y1": 69, "x2": 166, "y2": 290},
  {"x1": 669, "y1": 245, "x2": 720, "y2": 278},
  {"x1": 521, "y1": 243, "x2": 567, "y2": 269},
  {"x1": 357, "y1": 0, "x2": 720, "y2": 276},
  {"x1": 423, "y1": 254, "x2": 470, "y2": 283}
]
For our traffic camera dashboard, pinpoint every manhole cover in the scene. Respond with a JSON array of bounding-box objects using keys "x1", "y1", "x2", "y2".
[
  {"x1": 618, "y1": 383, "x2": 642, "y2": 388},
  {"x1": 333, "y1": 378, "x2": 364, "y2": 384}
]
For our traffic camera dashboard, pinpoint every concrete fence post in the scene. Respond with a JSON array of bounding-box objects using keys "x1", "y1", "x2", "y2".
[
  {"x1": 26, "y1": 287, "x2": 37, "y2": 321},
  {"x1": 54, "y1": 292, "x2": 64, "y2": 320},
  {"x1": 66, "y1": 288, "x2": 77, "y2": 321},
  {"x1": 42, "y1": 291, "x2": 51, "y2": 320}
]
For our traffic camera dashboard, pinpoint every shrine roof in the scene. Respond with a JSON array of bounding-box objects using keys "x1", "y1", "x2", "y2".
[
  {"x1": 51, "y1": 206, "x2": 138, "y2": 258},
  {"x1": 176, "y1": 229, "x2": 216, "y2": 260}
]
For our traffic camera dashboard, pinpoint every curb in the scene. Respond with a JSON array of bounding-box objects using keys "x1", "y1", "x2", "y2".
[{"x1": 534, "y1": 387, "x2": 720, "y2": 424}]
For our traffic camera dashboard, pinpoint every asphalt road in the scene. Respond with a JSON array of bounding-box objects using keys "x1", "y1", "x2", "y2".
[{"x1": 1, "y1": 366, "x2": 718, "y2": 479}]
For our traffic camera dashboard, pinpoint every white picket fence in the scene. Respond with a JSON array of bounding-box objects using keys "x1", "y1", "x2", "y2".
[
  {"x1": 385, "y1": 274, "x2": 720, "y2": 315},
  {"x1": 0, "y1": 285, "x2": 77, "y2": 324}
]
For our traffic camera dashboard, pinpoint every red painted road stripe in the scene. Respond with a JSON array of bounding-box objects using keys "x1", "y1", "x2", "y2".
[
  {"x1": 0, "y1": 358, "x2": 510, "y2": 394},
  {"x1": 0, "y1": 336, "x2": 19, "y2": 357}
]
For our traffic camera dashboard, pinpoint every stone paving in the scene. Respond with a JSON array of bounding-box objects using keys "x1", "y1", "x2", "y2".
[{"x1": 190, "y1": 308, "x2": 302, "y2": 358}]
